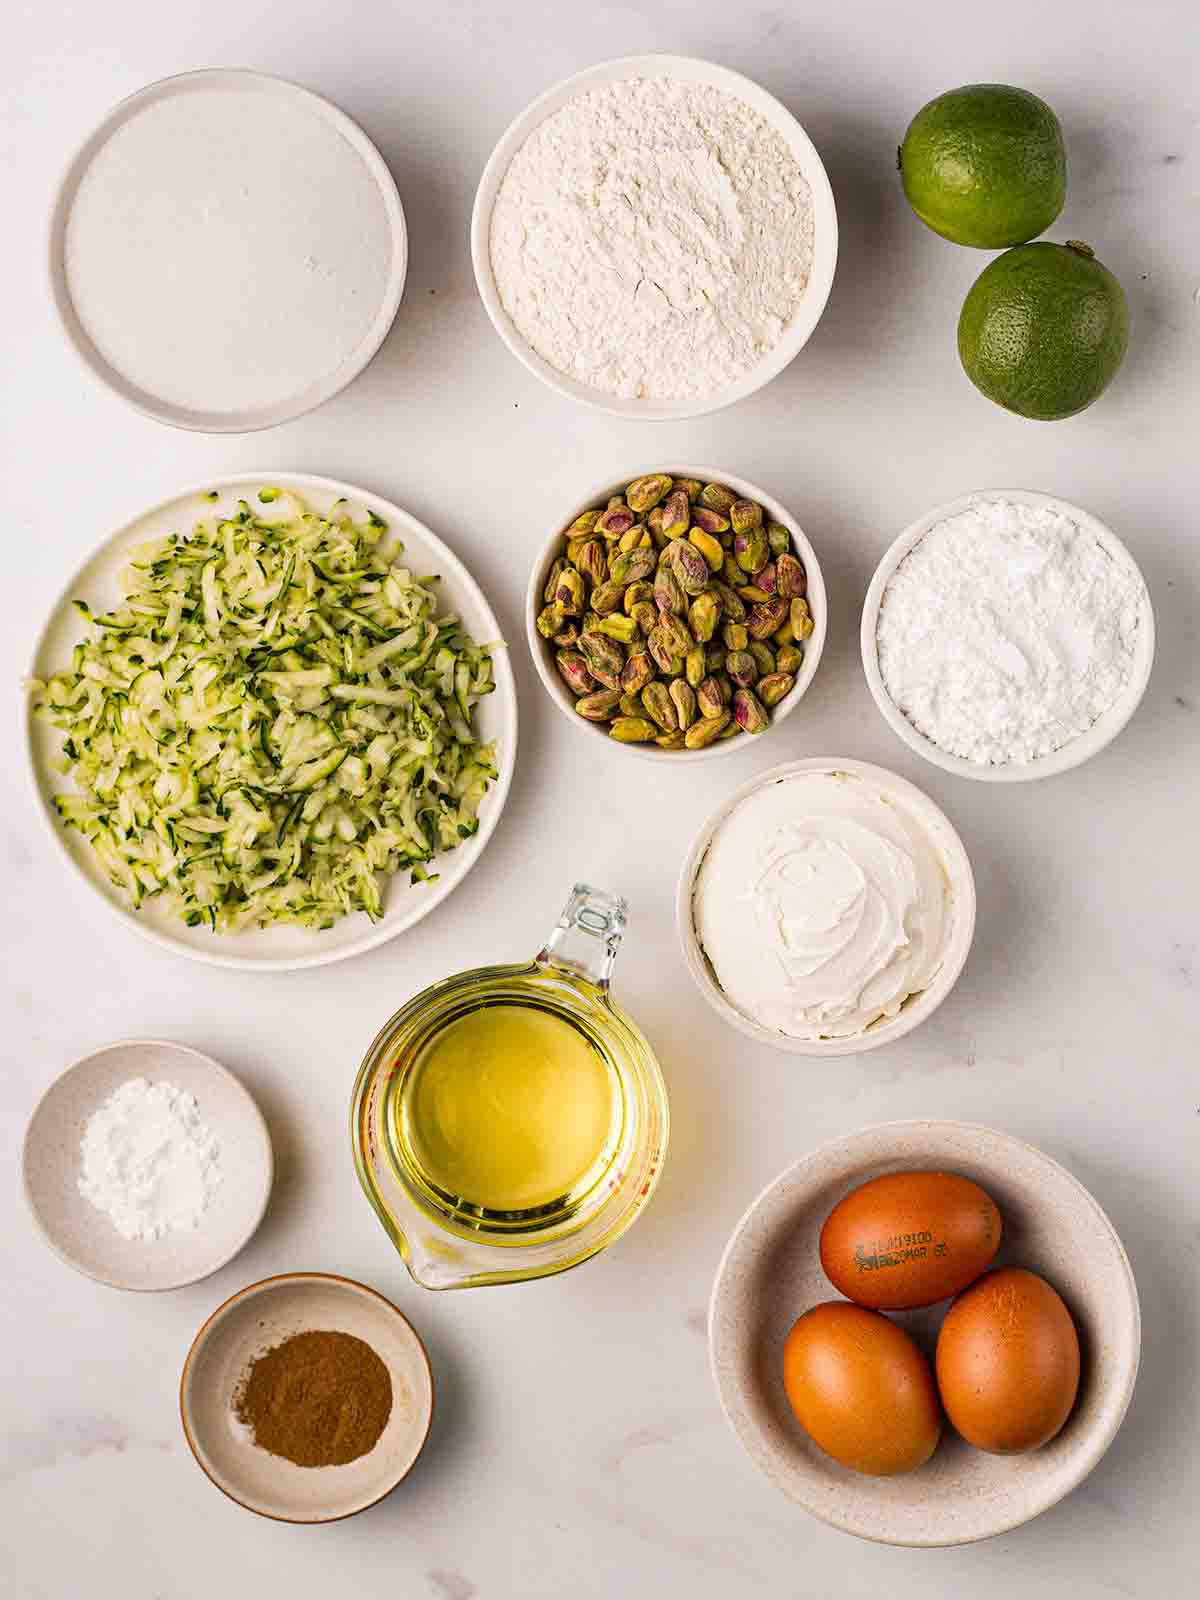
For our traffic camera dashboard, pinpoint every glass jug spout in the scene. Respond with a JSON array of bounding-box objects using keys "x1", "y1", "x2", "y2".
[{"x1": 536, "y1": 884, "x2": 628, "y2": 990}]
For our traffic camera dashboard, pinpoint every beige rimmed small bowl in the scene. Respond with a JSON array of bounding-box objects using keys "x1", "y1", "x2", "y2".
[
  {"x1": 180, "y1": 1272, "x2": 434, "y2": 1523},
  {"x1": 22, "y1": 1038, "x2": 273, "y2": 1291},
  {"x1": 527, "y1": 468, "x2": 827, "y2": 764},
  {"x1": 709, "y1": 1120, "x2": 1141, "y2": 1546},
  {"x1": 471, "y1": 54, "x2": 838, "y2": 420},
  {"x1": 861, "y1": 489, "x2": 1155, "y2": 783},
  {"x1": 676, "y1": 758, "x2": 975, "y2": 1052}
]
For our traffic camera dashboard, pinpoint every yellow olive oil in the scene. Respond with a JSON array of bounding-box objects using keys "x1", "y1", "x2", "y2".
[{"x1": 394, "y1": 1002, "x2": 623, "y2": 1216}]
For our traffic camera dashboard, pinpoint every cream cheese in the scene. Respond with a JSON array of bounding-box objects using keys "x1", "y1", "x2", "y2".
[{"x1": 694, "y1": 770, "x2": 952, "y2": 1039}]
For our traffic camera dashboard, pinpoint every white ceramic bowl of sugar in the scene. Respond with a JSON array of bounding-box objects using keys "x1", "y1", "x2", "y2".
[
  {"x1": 861, "y1": 490, "x2": 1155, "y2": 784},
  {"x1": 471, "y1": 54, "x2": 838, "y2": 420}
]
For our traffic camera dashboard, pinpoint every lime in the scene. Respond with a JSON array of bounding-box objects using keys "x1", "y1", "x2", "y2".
[
  {"x1": 958, "y1": 241, "x2": 1129, "y2": 419},
  {"x1": 900, "y1": 84, "x2": 1066, "y2": 248}
]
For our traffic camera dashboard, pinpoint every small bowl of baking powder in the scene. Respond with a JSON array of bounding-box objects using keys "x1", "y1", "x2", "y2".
[
  {"x1": 471, "y1": 55, "x2": 838, "y2": 419},
  {"x1": 861, "y1": 490, "x2": 1155, "y2": 783}
]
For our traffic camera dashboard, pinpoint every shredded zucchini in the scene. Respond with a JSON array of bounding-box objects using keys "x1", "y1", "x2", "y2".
[{"x1": 35, "y1": 490, "x2": 499, "y2": 932}]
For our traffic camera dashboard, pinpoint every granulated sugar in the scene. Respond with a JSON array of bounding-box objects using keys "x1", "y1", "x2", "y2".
[
  {"x1": 489, "y1": 77, "x2": 814, "y2": 400},
  {"x1": 875, "y1": 496, "x2": 1146, "y2": 766}
]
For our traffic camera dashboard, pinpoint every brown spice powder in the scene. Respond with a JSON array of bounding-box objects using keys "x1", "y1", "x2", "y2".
[{"x1": 234, "y1": 1329, "x2": 392, "y2": 1467}]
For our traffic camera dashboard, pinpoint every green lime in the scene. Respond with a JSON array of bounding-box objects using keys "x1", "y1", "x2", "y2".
[
  {"x1": 900, "y1": 84, "x2": 1066, "y2": 248},
  {"x1": 958, "y1": 241, "x2": 1129, "y2": 419}
]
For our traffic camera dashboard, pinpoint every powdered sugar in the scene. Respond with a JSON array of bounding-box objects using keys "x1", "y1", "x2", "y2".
[
  {"x1": 876, "y1": 496, "x2": 1146, "y2": 766},
  {"x1": 78, "y1": 1078, "x2": 222, "y2": 1240},
  {"x1": 489, "y1": 77, "x2": 814, "y2": 400}
]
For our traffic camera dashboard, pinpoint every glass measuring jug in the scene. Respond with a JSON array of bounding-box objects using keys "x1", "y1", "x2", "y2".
[{"x1": 351, "y1": 885, "x2": 669, "y2": 1289}]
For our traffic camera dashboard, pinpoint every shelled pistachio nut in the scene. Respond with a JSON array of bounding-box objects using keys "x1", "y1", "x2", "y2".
[
  {"x1": 621, "y1": 650, "x2": 655, "y2": 694},
  {"x1": 726, "y1": 649, "x2": 758, "y2": 688},
  {"x1": 688, "y1": 591, "x2": 720, "y2": 643},
  {"x1": 757, "y1": 672, "x2": 795, "y2": 707},
  {"x1": 596, "y1": 614, "x2": 639, "y2": 644},
  {"x1": 697, "y1": 675, "x2": 729, "y2": 718},
  {"x1": 556, "y1": 650, "x2": 596, "y2": 696},
  {"x1": 578, "y1": 631, "x2": 625, "y2": 687},
  {"x1": 626, "y1": 474, "x2": 673, "y2": 513},
  {"x1": 775, "y1": 552, "x2": 807, "y2": 598},
  {"x1": 610, "y1": 716, "x2": 658, "y2": 743},
  {"x1": 700, "y1": 482, "x2": 738, "y2": 514},
  {"x1": 641, "y1": 681, "x2": 678, "y2": 733},
  {"x1": 660, "y1": 487, "x2": 691, "y2": 539},
  {"x1": 689, "y1": 527, "x2": 724, "y2": 571},
  {"x1": 669, "y1": 679, "x2": 697, "y2": 730},
  {"x1": 749, "y1": 640, "x2": 776, "y2": 677},
  {"x1": 685, "y1": 709, "x2": 731, "y2": 748},
  {"x1": 610, "y1": 547, "x2": 656, "y2": 587},
  {"x1": 747, "y1": 597, "x2": 789, "y2": 639},
  {"x1": 654, "y1": 563, "x2": 686, "y2": 616},
  {"x1": 791, "y1": 597, "x2": 815, "y2": 640},
  {"x1": 575, "y1": 689, "x2": 622, "y2": 721},
  {"x1": 733, "y1": 688, "x2": 768, "y2": 733}
]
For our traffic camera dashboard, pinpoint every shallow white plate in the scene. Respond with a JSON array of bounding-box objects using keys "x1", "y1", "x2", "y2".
[
  {"x1": 860, "y1": 490, "x2": 1155, "y2": 783},
  {"x1": 23, "y1": 1039, "x2": 273, "y2": 1292},
  {"x1": 50, "y1": 70, "x2": 407, "y2": 432},
  {"x1": 25, "y1": 472, "x2": 517, "y2": 971},
  {"x1": 181, "y1": 1272, "x2": 434, "y2": 1522},
  {"x1": 471, "y1": 54, "x2": 838, "y2": 420},
  {"x1": 677, "y1": 759, "x2": 975, "y2": 1054},
  {"x1": 709, "y1": 1120, "x2": 1140, "y2": 1546}
]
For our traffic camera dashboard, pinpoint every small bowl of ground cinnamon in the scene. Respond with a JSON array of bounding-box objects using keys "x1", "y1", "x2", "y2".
[{"x1": 180, "y1": 1272, "x2": 434, "y2": 1522}]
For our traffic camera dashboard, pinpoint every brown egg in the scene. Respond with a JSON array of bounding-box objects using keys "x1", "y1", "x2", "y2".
[
  {"x1": 820, "y1": 1170, "x2": 1002, "y2": 1310},
  {"x1": 782, "y1": 1301, "x2": 942, "y2": 1475},
  {"x1": 936, "y1": 1267, "x2": 1081, "y2": 1453}
]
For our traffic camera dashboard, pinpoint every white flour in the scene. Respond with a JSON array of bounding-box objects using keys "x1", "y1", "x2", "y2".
[
  {"x1": 78, "y1": 1079, "x2": 222, "y2": 1241},
  {"x1": 876, "y1": 497, "x2": 1146, "y2": 766},
  {"x1": 489, "y1": 77, "x2": 814, "y2": 399}
]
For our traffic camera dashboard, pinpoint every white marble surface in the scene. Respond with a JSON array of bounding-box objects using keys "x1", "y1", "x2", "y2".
[{"x1": 3, "y1": 2, "x2": 1198, "y2": 1594}]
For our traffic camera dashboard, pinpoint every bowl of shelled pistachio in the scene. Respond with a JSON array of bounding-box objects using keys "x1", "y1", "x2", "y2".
[{"x1": 526, "y1": 469, "x2": 827, "y2": 761}]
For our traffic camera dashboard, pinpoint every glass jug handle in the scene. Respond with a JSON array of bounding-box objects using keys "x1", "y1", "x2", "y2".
[{"x1": 537, "y1": 883, "x2": 628, "y2": 990}]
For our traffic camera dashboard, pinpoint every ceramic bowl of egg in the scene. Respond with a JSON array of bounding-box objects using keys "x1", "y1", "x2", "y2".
[
  {"x1": 861, "y1": 489, "x2": 1155, "y2": 783},
  {"x1": 471, "y1": 54, "x2": 838, "y2": 420},
  {"x1": 709, "y1": 1119, "x2": 1141, "y2": 1546},
  {"x1": 527, "y1": 469, "x2": 827, "y2": 762},
  {"x1": 677, "y1": 759, "x2": 975, "y2": 1051}
]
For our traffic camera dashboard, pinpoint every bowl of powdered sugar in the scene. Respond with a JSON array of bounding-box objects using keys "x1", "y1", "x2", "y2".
[
  {"x1": 472, "y1": 55, "x2": 838, "y2": 418},
  {"x1": 861, "y1": 490, "x2": 1155, "y2": 782}
]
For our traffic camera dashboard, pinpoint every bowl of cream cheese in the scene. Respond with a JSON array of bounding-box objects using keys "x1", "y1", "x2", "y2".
[{"x1": 678, "y1": 760, "x2": 975, "y2": 1055}]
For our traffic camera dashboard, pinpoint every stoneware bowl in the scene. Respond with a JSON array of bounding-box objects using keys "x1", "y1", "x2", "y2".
[
  {"x1": 471, "y1": 53, "x2": 838, "y2": 419},
  {"x1": 709, "y1": 1120, "x2": 1140, "y2": 1546},
  {"x1": 677, "y1": 758, "x2": 975, "y2": 1051},
  {"x1": 861, "y1": 489, "x2": 1155, "y2": 783},
  {"x1": 527, "y1": 468, "x2": 828, "y2": 764},
  {"x1": 180, "y1": 1272, "x2": 435, "y2": 1523},
  {"x1": 22, "y1": 1039, "x2": 273, "y2": 1291}
]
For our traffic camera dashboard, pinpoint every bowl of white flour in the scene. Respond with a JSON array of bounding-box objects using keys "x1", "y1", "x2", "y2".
[
  {"x1": 861, "y1": 491, "x2": 1155, "y2": 782},
  {"x1": 472, "y1": 55, "x2": 838, "y2": 419}
]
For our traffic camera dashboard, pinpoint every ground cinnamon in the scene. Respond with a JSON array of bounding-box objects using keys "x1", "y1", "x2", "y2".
[{"x1": 234, "y1": 1329, "x2": 392, "y2": 1468}]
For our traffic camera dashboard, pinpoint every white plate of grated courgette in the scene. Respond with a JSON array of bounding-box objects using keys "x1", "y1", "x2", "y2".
[{"x1": 25, "y1": 473, "x2": 516, "y2": 970}]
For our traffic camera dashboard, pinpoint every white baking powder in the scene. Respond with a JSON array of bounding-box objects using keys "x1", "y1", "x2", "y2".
[
  {"x1": 876, "y1": 496, "x2": 1146, "y2": 766},
  {"x1": 78, "y1": 1078, "x2": 222, "y2": 1241},
  {"x1": 489, "y1": 77, "x2": 814, "y2": 400}
]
